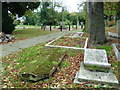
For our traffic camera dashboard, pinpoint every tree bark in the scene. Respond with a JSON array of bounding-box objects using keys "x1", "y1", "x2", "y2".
[
  {"x1": 88, "y1": 2, "x2": 107, "y2": 45},
  {"x1": 83, "y1": 2, "x2": 89, "y2": 32}
]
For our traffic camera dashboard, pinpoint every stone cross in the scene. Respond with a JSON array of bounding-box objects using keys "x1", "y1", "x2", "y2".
[{"x1": 117, "y1": 20, "x2": 120, "y2": 36}]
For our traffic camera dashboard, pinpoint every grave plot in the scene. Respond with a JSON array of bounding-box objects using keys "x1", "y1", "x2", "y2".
[
  {"x1": 74, "y1": 49, "x2": 119, "y2": 86},
  {"x1": 45, "y1": 36, "x2": 88, "y2": 49},
  {"x1": 19, "y1": 47, "x2": 66, "y2": 81},
  {"x1": 112, "y1": 43, "x2": 120, "y2": 61}
]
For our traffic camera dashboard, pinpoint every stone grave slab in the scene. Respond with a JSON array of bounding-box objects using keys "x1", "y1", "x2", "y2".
[
  {"x1": 19, "y1": 48, "x2": 66, "y2": 81},
  {"x1": 69, "y1": 32, "x2": 83, "y2": 38},
  {"x1": 75, "y1": 62, "x2": 119, "y2": 86},
  {"x1": 112, "y1": 43, "x2": 120, "y2": 61},
  {"x1": 84, "y1": 49, "x2": 111, "y2": 71}
]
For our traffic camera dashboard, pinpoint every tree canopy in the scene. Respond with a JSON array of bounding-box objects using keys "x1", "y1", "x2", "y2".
[{"x1": 2, "y1": 2, "x2": 40, "y2": 34}]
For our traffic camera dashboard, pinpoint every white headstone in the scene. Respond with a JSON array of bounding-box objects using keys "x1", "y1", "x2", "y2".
[{"x1": 84, "y1": 49, "x2": 111, "y2": 71}]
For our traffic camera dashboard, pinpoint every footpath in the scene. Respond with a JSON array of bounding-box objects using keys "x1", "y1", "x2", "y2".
[{"x1": 0, "y1": 30, "x2": 78, "y2": 57}]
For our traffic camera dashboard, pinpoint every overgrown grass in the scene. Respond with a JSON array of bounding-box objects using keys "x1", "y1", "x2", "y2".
[
  {"x1": 111, "y1": 62, "x2": 120, "y2": 82},
  {"x1": 95, "y1": 45, "x2": 112, "y2": 55},
  {"x1": 12, "y1": 28, "x2": 58, "y2": 40}
]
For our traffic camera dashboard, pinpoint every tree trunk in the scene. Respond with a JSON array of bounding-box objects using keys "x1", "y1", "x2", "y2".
[
  {"x1": 88, "y1": 2, "x2": 107, "y2": 45},
  {"x1": 83, "y1": 2, "x2": 89, "y2": 32}
]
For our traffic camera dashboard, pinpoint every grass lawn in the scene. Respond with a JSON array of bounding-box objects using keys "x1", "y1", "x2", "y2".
[
  {"x1": 17, "y1": 25, "x2": 39, "y2": 27},
  {"x1": 12, "y1": 28, "x2": 58, "y2": 40}
]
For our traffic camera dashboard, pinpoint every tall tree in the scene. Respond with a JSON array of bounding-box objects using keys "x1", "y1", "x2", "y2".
[
  {"x1": 40, "y1": 2, "x2": 59, "y2": 25},
  {"x1": 116, "y1": 2, "x2": 120, "y2": 20},
  {"x1": 83, "y1": 2, "x2": 89, "y2": 32},
  {"x1": 2, "y1": 2, "x2": 40, "y2": 34},
  {"x1": 88, "y1": 2, "x2": 107, "y2": 45}
]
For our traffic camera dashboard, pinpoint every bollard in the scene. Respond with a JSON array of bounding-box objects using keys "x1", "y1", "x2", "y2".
[
  {"x1": 69, "y1": 25, "x2": 70, "y2": 31},
  {"x1": 76, "y1": 25, "x2": 77, "y2": 29},
  {"x1": 50, "y1": 25, "x2": 52, "y2": 31},
  {"x1": 60, "y1": 26, "x2": 62, "y2": 32}
]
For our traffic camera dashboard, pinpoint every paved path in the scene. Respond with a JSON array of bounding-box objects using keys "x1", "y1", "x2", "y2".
[{"x1": 0, "y1": 30, "x2": 79, "y2": 57}]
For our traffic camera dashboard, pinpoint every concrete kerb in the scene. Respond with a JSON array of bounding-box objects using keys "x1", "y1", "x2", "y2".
[{"x1": 45, "y1": 36, "x2": 62, "y2": 46}]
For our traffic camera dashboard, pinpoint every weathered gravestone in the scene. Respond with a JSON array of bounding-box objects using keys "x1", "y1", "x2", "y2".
[
  {"x1": 84, "y1": 49, "x2": 111, "y2": 72},
  {"x1": 69, "y1": 32, "x2": 83, "y2": 38},
  {"x1": 74, "y1": 49, "x2": 119, "y2": 86},
  {"x1": 19, "y1": 48, "x2": 66, "y2": 81},
  {"x1": 112, "y1": 43, "x2": 120, "y2": 61},
  {"x1": 108, "y1": 20, "x2": 120, "y2": 38},
  {"x1": 117, "y1": 20, "x2": 120, "y2": 37}
]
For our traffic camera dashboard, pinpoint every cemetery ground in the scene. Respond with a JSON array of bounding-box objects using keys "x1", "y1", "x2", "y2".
[
  {"x1": 1, "y1": 25, "x2": 80, "y2": 45},
  {"x1": 1, "y1": 25, "x2": 120, "y2": 88},
  {"x1": 0, "y1": 27, "x2": 58, "y2": 45}
]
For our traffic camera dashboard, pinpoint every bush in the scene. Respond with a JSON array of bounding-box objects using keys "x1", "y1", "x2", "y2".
[{"x1": 2, "y1": 15, "x2": 15, "y2": 34}]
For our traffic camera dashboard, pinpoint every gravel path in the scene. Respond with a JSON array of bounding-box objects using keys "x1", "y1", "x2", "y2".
[{"x1": 0, "y1": 30, "x2": 79, "y2": 57}]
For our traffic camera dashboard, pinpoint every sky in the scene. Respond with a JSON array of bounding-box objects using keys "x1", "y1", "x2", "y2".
[
  {"x1": 34, "y1": 0, "x2": 85, "y2": 13},
  {"x1": 57, "y1": 0, "x2": 85, "y2": 12}
]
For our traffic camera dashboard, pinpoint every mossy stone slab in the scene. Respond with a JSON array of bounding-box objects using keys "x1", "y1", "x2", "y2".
[{"x1": 19, "y1": 47, "x2": 66, "y2": 81}]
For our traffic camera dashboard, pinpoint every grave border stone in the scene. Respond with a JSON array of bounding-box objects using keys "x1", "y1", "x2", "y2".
[
  {"x1": 117, "y1": 20, "x2": 120, "y2": 37},
  {"x1": 45, "y1": 35, "x2": 88, "y2": 50},
  {"x1": 112, "y1": 43, "x2": 120, "y2": 61}
]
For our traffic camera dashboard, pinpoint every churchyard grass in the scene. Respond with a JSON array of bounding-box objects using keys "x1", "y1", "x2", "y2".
[{"x1": 12, "y1": 28, "x2": 58, "y2": 40}]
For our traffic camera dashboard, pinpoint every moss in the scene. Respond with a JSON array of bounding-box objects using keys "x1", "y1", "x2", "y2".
[
  {"x1": 20, "y1": 47, "x2": 66, "y2": 78},
  {"x1": 95, "y1": 45, "x2": 112, "y2": 55}
]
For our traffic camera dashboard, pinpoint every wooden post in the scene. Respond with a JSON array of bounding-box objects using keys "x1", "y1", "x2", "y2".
[
  {"x1": 69, "y1": 25, "x2": 70, "y2": 31},
  {"x1": 60, "y1": 26, "x2": 62, "y2": 32},
  {"x1": 50, "y1": 25, "x2": 52, "y2": 31},
  {"x1": 76, "y1": 24, "x2": 77, "y2": 29}
]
